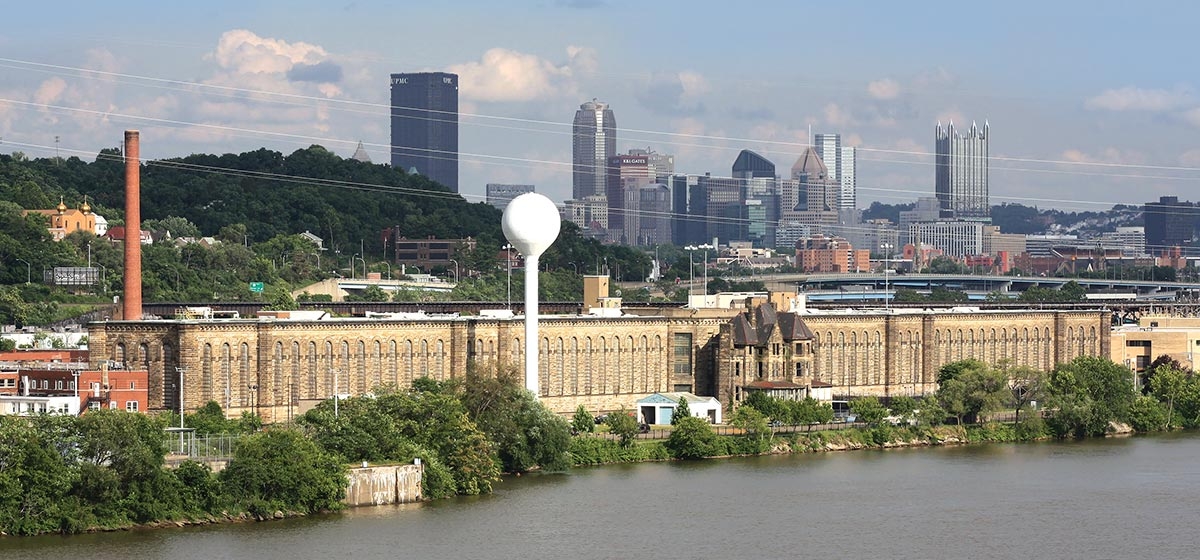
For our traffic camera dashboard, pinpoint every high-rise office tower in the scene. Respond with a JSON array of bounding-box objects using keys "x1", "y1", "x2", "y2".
[
  {"x1": 390, "y1": 72, "x2": 459, "y2": 192},
  {"x1": 572, "y1": 99, "x2": 616, "y2": 200},
  {"x1": 813, "y1": 133, "x2": 857, "y2": 210},
  {"x1": 790, "y1": 147, "x2": 839, "y2": 227},
  {"x1": 605, "y1": 153, "x2": 652, "y2": 238},
  {"x1": 733, "y1": 150, "x2": 778, "y2": 248},
  {"x1": 935, "y1": 121, "x2": 989, "y2": 220}
]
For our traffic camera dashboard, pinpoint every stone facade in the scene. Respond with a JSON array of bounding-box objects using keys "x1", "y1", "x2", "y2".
[{"x1": 88, "y1": 303, "x2": 1111, "y2": 420}]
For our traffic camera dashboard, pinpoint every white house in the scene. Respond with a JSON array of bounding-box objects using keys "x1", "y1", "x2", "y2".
[
  {"x1": 637, "y1": 392, "x2": 722, "y2": 425},
  {"x1": 0, "y1": 395, "x2": 79, "y2": 416}
]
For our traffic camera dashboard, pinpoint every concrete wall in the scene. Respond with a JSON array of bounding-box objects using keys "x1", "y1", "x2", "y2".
[{"x1": 343, "y1": 464, "x2": 423, "y2": 507}]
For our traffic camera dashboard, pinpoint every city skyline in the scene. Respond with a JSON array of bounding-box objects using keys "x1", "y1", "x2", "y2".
[{"x1": 1, "y1": 2, "x2": 1199, "y2": 211}]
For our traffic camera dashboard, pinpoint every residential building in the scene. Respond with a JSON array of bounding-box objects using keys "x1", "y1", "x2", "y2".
[
  {"x1": 795, "y1": 236, "x2": 870, "y2": 273},
  {"x1": 485, "y1": 184, "x2": 535, "y2": 213},
  {"x1": 390, "y1": 72, "x2": 459, "y2": 192},
  {"x1": 572, "y1": 99, "x2": 616, "y2": 200},
  {"x1": 935, "y1": 121, "x2": 989, "y2": 220},
  {"x1": 908, "y1": 221, "x2": 985, "y2": 257},
  {"x1": 1100, "y1": 226, "x2": 1147, "y2": 257},
  {"x1": 388, "y1": 235, "x2": 476, "y2": 271}
]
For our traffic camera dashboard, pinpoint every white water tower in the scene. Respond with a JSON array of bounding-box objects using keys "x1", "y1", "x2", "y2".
[{"x1": 501, "y1": 193, "x2": 561, "y2": 397}]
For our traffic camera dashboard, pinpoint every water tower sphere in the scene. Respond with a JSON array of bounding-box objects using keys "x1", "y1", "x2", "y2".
[{"x1": 501, "y1": 193, "x2": 561, "y2": 257}]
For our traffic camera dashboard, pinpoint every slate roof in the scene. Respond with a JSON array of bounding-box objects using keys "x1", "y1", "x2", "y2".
[{"x1": 729, "y1": 302, "x2": 814, "y2": 347}]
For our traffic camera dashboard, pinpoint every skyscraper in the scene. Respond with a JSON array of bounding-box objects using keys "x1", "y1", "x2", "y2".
[
  {"x1": 572, "y1": 99, "x2": 616, "y2": 200},
  {"x1": 813, "y1": 133, "x2": 857, "y2": 209},
  {"x1": 390, "y1": 72, "x2": 459, "y2": 192},
  {"x1": 935, "y1": 121, "x2": 989, "y2": 220}
]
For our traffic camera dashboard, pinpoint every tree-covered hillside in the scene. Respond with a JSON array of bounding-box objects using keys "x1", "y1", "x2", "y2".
[{"x1": 0, "y1": 146, "x2": 654, "y2": 319}]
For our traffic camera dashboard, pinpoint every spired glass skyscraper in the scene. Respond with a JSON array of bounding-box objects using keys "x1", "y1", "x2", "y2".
[
  {"x1": 390, "y1": 72, "x2": 459, "y2": 192},
  {"x1": 572, "y1": 99, "x2": 616, "y2": 200},
  {"x1": 935, "y1": 121, "x2": 989, "y2": 220}
]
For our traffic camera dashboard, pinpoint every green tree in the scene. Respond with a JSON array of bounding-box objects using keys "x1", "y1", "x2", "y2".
[
  {"x1": 571, "y1": 405, "x2": 594, "y2": 434},
  {"x1": 671, "y1": 396, "x2": 691, "y2": 425},
  {"x1": 263, "y1": 287, "x2": 299, "y2": 311},
  {"x1": 605, "y1": 408, "x2": 639, "y2": 448},
  {"x1": 359, "y1": 284, "x2": 390, "y2": 302},
  {"x1": 730, "y1": 405, "x2": 771, "y2": 449},
  {"x1": 664, "y1": 416, "x2": 718, "y2": 459},
  {"x1": 888, "y1": 396, "x2": 917, "y2": 424},
  {"x1": 459, "y1": 367, "x2": 572, "y2": 473},
  {"x1": 1149, "y1": 365, "x2": 1189, "y2": 429},
  {"x1": 220, "y1": 429, "x2": 346, "y2": 516},
  {"x1": 850, "y1": 396, "x2": 887, "y2": 426},
  {"x1": 1127, "y1": 396, "x2": 1169, "y2": 432},
  {"x1": 1045, "y1": 356, "x2": 1138, "y2": 438}
]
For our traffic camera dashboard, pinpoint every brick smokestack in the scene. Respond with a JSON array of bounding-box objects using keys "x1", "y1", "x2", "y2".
[{"x1": 122, "y1": 130, "x2": 142, "y2": 320}]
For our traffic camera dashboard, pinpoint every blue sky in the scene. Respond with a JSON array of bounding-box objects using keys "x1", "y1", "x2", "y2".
[{"x1": 2, "y1": 1, "x2": 1199, "y2": 211}]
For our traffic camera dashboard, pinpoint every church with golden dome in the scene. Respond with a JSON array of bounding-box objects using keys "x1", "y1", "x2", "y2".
[{"x1": 24, "y1": 197, "x2": 100, "y2": 241}]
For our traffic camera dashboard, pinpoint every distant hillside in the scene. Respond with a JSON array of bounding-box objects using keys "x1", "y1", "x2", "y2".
[{"x1": 0, "y1": 145, "x2": 504, "y2": 255}]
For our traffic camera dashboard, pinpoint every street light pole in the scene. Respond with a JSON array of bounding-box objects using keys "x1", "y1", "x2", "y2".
[
  {"x1": 331, "y1": 367, "x2": 340, "y2": 418},
  {"x1": 16, "y1": 258, "x2": 30, "y2": 284},
  {"x1": 448, "y1": 259, "x2": 459, "y2": 283}
]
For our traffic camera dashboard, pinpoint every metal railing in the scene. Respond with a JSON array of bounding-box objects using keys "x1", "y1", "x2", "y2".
[{"x1": 164, "y1": 433, "x2": 242, "y2": 460}]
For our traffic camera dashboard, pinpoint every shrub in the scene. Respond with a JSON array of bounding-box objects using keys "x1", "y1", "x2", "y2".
[{"x1": 664, "y1": 416, "x2": 718, "y2": 459}]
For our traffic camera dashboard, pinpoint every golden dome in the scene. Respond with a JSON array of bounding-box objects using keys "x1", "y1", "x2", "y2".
[
  {"x1": 80, "y1": 197, "x2": 91, "y2": 214},
  {"x1": 56, "y1": 196, "x2": 67, "y2": 213}
]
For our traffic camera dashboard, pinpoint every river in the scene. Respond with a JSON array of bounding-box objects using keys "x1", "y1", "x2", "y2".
[{"x1": 7, "y1": 434, "x2": 1199, "y2": 559}]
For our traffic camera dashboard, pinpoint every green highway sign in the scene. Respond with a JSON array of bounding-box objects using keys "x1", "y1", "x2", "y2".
[{"x1": 249, "y1": 282, "x2": 265, "y2": 293}]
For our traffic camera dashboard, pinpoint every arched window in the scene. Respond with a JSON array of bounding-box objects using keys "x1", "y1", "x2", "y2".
[
  {"x1": 202, "y1": 343, "x2": 214, "y2": 402},
  {"x1": 221, "y1": 343, "x2": 232, "y2": 409}
]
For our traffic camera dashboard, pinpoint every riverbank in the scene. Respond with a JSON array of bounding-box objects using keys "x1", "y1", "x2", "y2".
[{"x1": 567, "y1": 415, "x2": 1136, "y2": 467}]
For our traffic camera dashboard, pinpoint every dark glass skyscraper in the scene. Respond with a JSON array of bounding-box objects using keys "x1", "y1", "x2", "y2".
[
  {"x1": 390, "y1": 72, "x2": 458, "y2": 192},
  {"x1": 935, "y1": 121, "x2": 989, "y2": 220}
]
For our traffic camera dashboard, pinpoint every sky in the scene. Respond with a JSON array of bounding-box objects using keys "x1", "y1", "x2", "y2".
[{"x1": 2, "y1": 0, "x2": 1200, "y2": 213}]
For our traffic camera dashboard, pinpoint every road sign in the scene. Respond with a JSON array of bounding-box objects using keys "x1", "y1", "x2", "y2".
[{"x1": 249, "y1": 282, "x2": 264, "y2": 293}]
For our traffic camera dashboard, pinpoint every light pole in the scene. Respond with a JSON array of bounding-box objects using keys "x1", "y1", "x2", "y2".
[
  {"x1": 448, "y1": 259, "x2": 459, "y2": 283},
  {"x1": 352, "y1": 253, "x2": 360, "y2": 279},
  {"x1": 175, "y1": 366, "x2": 186, "y2": 452},
  {"x1": 247, "y1": 383, "x2": 259, "y2": 414},
  {"x1": 382, "y1": 261, "x2": 391, "y2": 280},
  {"x1": 16, "y1": 258, "x2": 30, "y2": 284}
]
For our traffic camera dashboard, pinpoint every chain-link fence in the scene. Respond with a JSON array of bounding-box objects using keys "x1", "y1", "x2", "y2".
[{"x1": 164, "y1": 432, "x2": 242, "y2": 460}]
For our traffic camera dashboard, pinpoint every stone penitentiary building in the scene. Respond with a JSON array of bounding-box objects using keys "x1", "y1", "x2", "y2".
[{"x1": 87, "y1": 291, "x2": 1109, "y2": 422}]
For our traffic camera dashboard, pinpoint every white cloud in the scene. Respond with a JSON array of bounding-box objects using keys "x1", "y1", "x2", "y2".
[
  {"x1": 1085, "y1": 86, "x2": 1191, "y2": 112},
  {"x1": 566, "y1": 45, "x2": 599, "y2": 75},
  {"x1": 867, "y1": 78, "x2": 901, "y2": 100},
  {"x1": 1179, "y1": 149, "x2": 1200, "y2": 166},
  {"x1": 448, "y1": 47, "x2": 582, "y2": 103},
  {"x1": 1183, "y1": 107, "x2": 1200, "y2": 128},
  {"x1": 33, "y1": 78, "x2": 67, "y2": 106},
  {"x1": 1060, "y1": 147, "x2": 1146, "y2": 165},
  {"x1": 211, "y1": 29, "x2": 330, "y2": 74},
  {"x1": 823, "y1": 103, "x2": 854, "y2": 127},
  {"x1": 935, "y1": 109, "x2": 965, "y2": 126}
]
